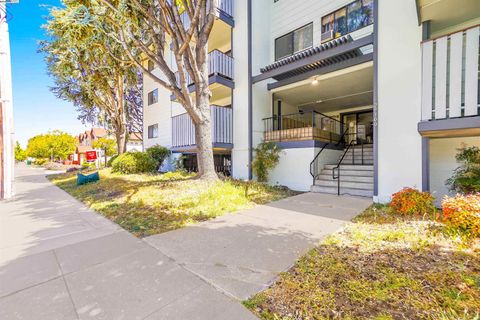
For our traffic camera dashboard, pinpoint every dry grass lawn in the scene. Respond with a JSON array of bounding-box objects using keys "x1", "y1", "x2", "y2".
[
  {"x1": 48, "y1": 169, "x2": 297, "y2": 237},
  {"x1": 245, "y1": 205, "x2": 480, "y2": 320}
]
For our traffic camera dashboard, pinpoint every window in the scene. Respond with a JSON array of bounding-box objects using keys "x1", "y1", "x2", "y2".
[
  {"x1": 148, "y1": 89, "x2": 158, "y2": 105},
  {"x1": 147, "y1": 124, "x2": 159, "y2": 139},
  {"x1": 321, "y1": 0, "x2": 374, "y2": 41},
  {"x1": 147, "y1": 60, "x2": 155, "y2": 71},
  {"x1": 275, "y1": 23, "x2": 313, "y2": 60}
]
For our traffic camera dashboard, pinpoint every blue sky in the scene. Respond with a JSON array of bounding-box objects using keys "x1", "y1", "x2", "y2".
[{"x1": 8, "y1": 0, "x2": 87, "y2": 147}]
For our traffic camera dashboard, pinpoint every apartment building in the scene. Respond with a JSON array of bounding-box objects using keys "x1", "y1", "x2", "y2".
[
  {"x1": 143, "y1": 0, "x2": 480, "y2": 203},
  {"x1": 0, "y1": 1, "x2": 14, "y2": 200}
]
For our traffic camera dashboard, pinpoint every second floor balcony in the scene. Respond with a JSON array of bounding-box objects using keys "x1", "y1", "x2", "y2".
[
  {"x1": 172, "y1": 105, "x2": 233, "y2": 150},
  {"x1": 419, "y1": 25, "x2": 480, "y2": 137},
  {"x1": 174, "y1": 50, "x2": 234, "y2": 90}
]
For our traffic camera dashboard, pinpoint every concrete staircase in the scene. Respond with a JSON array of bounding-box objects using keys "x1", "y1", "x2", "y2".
[{"x1": 311, "y1": 144, "x2": 374, "y2": 197}]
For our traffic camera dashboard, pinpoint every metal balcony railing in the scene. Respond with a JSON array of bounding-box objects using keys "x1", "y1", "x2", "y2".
[
  {"x1": 421, "y1": 25, "x2": 480, "y2": 121},
  {"x1": 175, "y1": 50, "x2": 233, "y2": 86},
  {"x1": 172, "y1": 105, "x2": 233, "y2": 148},
  {"x1": 263, "y1": 111, "x2": 344, "y2": 143}
]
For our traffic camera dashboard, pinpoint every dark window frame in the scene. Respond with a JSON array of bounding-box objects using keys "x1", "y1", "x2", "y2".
[
  {"x1": 321, "y1": 0, "x2": 374, "y2": 39},
  {"x1": 147, "y1": 89, "x2": 158, "y2": 106},
  {"x1": 274, "y1": 23, "x2": 314, "y2": 61},
  {"x1": 147, "y1": 124, "x2": 159, "y2": 139}
]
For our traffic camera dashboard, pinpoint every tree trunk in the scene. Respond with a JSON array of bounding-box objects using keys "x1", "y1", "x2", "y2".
[
  {"x1": 116, "y1": 130, "x2": 127, "y2": 154},
  {"x1": 194, "y1": 92, "x2": 217, "y2": 180}
]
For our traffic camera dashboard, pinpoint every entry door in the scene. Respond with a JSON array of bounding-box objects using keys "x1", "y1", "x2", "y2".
[{"x1": 342, "y1": 111, "x2": 374, "y2": 144}]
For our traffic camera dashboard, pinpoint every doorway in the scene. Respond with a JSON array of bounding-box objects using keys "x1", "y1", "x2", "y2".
[{"x1": 341, "y1": 110, "x2": 374, "y2": 144}]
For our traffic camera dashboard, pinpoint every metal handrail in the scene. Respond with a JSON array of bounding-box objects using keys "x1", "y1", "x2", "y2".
[
  {"x1": 332, "y1": 139, "x2": 366, "y2": 195},
  {"x1": 309, "y1": 127, "x2": 349, "y2": 185}
]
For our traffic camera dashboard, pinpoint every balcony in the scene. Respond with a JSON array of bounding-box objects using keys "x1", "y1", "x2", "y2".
[
  {"x1": 172, "y1": 105, "x2": 233, "y2": 150},
  {"x1": 263, "y1": 111, "x2": 345, "y2": 145},
  {"x1": 179, "y1": 0, "x2": 234, "y2": 28},
  {"x1": 419, "y1": 25, "x2": 480, "y2": 137},
  {"x1": 175, "y1": 50, "x2": 234, "y2": 88},
  {"x1": 421, "y1": 25, "x2": 479, "y2": 122}
]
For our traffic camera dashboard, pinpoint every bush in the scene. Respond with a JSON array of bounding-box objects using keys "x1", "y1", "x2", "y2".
[
  {"x1": 81, "y1": 162, "x2": 96, "y2": 171},
  {"x1": 446, "y1": 145, "x2": 480, "y2": 193},
  {"x1": 253, "y1": 142, "x2": 282, "y2": 182},
  {"x1": 111, "y1": 152, "x2": 157, "y2": 174},
  {"x1": 146, "y1": 145, "x2": 170, "y2": 171},
  {"x1": 389, "y1": 187, "x2": 436, "y2": 216},
  {"x1": 107, "y1": 154, "x2": 119, "y2": 167},
  {"x1": 442, "y1": 194, "x2": 480, "y2": 238},
  {"x1": 34, "y1": 158, "x2": 48, "y2": 166}
]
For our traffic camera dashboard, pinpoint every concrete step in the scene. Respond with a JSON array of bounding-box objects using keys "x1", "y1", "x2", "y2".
[
  {"x1": 340, "y1": 160, "x2": 374, "y2": 165},
  {"x1": 320, "y1": 169, "x2": 374, "y2": 177},
  {"x1": 310, "y1": 185, "x2": 373, "y2": 197},
  {"x1": 316, "y1": 174, "x2": 373, "y2": 183},
  {"x1": 314, "y1": 179, "x2": 373, "y2": 190},
  {"x1": 324, "y1": 164, "x2": 373, "y2": 171}
]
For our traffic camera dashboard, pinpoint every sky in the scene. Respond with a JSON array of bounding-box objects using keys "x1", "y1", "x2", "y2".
[{"x1": 7, "y1": 0, "x2": 88, "y2": 147}]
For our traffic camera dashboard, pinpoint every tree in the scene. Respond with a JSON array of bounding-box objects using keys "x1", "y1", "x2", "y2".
[
  {"x1": 40, "y1": 3, "x2": 142, "y2": 154},
  {"x1": 14, "y1": 141, "x2": 27, "y2": 162},
  {"x1": 447, "y1": 145, "x2": 480, "y2": 194},
  {"x1": 89, "y1": 0, "x2": 219, "y2": 180},
  {"x1": 93, "y1": 137, "x2": 117, "y2": 167},
  {"x1": 26, "y1": 131, "x2": 76, "y2": 161}
]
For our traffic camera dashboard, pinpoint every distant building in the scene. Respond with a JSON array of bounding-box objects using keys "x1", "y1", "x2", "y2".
[
  {"x1": 0, "y1": 2, "x2": 14, "y2": 200},
  {"x1": 73, "y1": 128, "x2": 143, "y2": 164}
]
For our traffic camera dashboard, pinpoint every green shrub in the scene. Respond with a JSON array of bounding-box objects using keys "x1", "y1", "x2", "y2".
[
  {"x1": 389, "y1": 187, "x2": 436, "y2": 217},
  {"x1": 81, "y1": 162, "x2": 96, "y2": 171},
  {"x1": 442, "y1": 194, "x2": 480, "y2": 238},
  {"x1": 446, "y1": 145, "x2": 480, "y2": 194},
  {"x1": 253, "y1": 142, "x2": 282, "y2": 182},
  {"x1": 146, "y1": 145, "x2": 171, "y2": 171},
  {"x1": 107, "y1": 154, "x2": 119, "y2": 167},
  {"x1": 111, "y1": 152, "x2": 157, "y2": 174},
  {"x1": 34, "y1": 158, "x2": 48, "y2": 166}
]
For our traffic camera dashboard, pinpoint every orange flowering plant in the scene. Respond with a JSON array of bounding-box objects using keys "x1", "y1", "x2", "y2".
[
  {"x1": 389, "y1": 187, "x2": 436, "y2": 217},
  {"x1": 441, "y1": 193, "x2": 480, "y2": 238}
]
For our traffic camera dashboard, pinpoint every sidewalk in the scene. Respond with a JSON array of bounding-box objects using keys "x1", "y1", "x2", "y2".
[{"x1": 0, "y1": 164, "x2": 371, "y2": 319}]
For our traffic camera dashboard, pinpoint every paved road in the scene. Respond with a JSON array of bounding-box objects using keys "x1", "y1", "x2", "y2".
[{"x1": 0, "y1": 164, "x2": 371, "y2": 319}]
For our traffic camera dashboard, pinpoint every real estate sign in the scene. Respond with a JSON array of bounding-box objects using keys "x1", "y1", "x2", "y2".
[{"x1": 85, "y1": 150, "x2": 97, "y2": 162}]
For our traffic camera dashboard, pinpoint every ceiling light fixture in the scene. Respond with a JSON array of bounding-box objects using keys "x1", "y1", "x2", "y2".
[{"x1": 312, "y1": 78, "x2": 319, "y2": 85}]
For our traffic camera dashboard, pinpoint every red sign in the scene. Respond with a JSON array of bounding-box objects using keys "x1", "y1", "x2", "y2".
[{"x1": 85, "y1": 150, "x2": 97, "y2": 162}]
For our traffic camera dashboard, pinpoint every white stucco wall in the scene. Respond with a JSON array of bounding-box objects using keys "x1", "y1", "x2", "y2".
[
  {"x1": 0, "y1": 16, "x2": 14, "y2": 199},
  {"x1": 376, "y1": 0, "x2": 423, "y2": 203},
  {"x1": 430, "y1": 137, "x2": 480, "y2": 205},
  {"x1": 269, "y1": 147, "x2": 342, "y2": 191}
]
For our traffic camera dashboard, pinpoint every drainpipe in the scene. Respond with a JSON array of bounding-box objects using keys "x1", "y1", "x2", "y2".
[
  {"x1": 247, "y1": 0, "x2": 253, "y2": 180},
  {"x1": 373, "y1": 0, "x2": 379, "y2": 198}
]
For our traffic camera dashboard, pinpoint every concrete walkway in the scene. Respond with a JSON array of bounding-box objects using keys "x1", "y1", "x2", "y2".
[{"x1": 0, "y1": 164, "x2": 371, "y2": 319}]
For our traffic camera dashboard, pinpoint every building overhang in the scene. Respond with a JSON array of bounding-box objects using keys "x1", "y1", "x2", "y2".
[
  {"x1": 418, "y1": 116, "x2": 480, "y2": 138},
  {"x1": 170, "y1": 74, "x2": 234, "y2": 101},
  {"x1": 253, "y1": 34, "x2": 374, "y2": 85},
  {"x1": 416, "y1": 0, "x2": 480, "y2": 35}
]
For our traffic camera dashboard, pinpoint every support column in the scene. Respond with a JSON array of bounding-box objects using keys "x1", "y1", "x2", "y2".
[{"x1": 422, "y1": 137, "x2": 430, "y2": 191}]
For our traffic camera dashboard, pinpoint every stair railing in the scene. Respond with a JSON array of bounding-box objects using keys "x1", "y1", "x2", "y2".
[
  {"x1": 309, "y1": 125, "x2": 349, "y2": 185},
  {"x1": 332, "y1": 139, "x2": 365, "y2": 195}
]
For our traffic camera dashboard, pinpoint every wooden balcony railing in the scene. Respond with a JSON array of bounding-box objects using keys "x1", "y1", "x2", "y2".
[
  {"x1": 263, "y1": 111, "x2": 344, "y2": 143},
  {"x1": 172, "y1": 105, "x2": 233, "y2": 148},
  {"x1": 421, "y1": 25, "x2": 480, "y2": 121},
  {"x1": 175, "y1": 50, "x2": 234, "y2": 86}
]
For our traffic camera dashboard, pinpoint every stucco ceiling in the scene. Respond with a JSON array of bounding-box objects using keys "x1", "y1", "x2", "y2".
[
  {"x1": 417, "y1": 0, "x2": 480, "y2": 34},
  {"x1": 273, "y1": 63, "x2": 374, "y2": 113}
]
